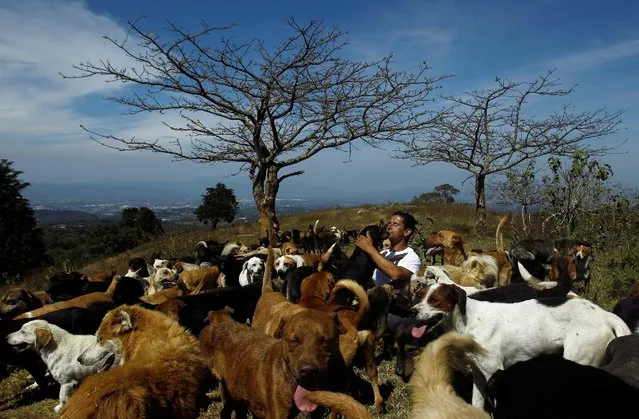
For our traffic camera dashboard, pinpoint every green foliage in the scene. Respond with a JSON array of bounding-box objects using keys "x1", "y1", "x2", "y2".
[
  {"x1": 0, "y1": 160, "x2": 46, "y2": 279},
  {"x1": 410, "y1": 183, "x2": 460, "y2": 204},
  {"x1": 194, "y1": 183, "x2": 239, "y2": 229},
  {"x1": 541, "y1": 149, "x2": 614, "y2": 236},
  {"x1": 121, "y1": 207, "x2": 164, "y2": 238},
  {"x1": 493, "y1": 160, "x2": 542, "y2": 209}
]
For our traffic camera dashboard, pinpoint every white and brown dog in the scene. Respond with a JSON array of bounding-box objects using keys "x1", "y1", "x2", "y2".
[
  {"x1": 239, "y1": 256, "x2": 265, "y2": 287},
  {"x1": 273, "y1": 243, "x2": 336, "y2": 284},
  {"x1": 7, "y1": 320, "x2": 101, "y2": 413},
  {"x1": 411, "y1": 283, "x2": 631, "y2": 407}
]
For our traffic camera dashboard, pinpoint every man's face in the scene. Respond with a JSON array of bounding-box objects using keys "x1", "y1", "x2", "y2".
[{"x1": 387, "y1": 215, "x2": 411, "y2": 244}]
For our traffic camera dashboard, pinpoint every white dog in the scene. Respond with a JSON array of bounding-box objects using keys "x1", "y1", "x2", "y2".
[
  {"x1": 238, "y1": 256, "x2": 265, "y2": 287},
  {"x1": 411, "y1": 283, "x2": 631, "y2": 407},
  {"x1": 6, "y1": 320, "x2": 102, "y2": 412}
]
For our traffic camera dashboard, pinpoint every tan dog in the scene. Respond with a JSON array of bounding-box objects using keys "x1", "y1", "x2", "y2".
[
  {"x1": 424, "y1": 230, "x2": 468, "y2": 266},
  {"x1": 61, "y1": 305, "x2": 211, "y2": 419},
  {"x1": 281, "y1": 241, "x2": 301, "y2": 255},
  {"x1": 273, "y1": 244, "x2": 336, "y2": 283},
  {"x1": 86, "y1": 269, "x2": 117, "y2": 283},
  {"x1": 441, "y1": 254, "x2": 500, "y2": 289},
  {"x1": 0, "y1": 288, "x2": 52, "y2": 319},
  {"x1": 409, "y1": 332, "x2": 489, "y2": 419},
  {"x1": 179, "y1": 266, "x2": 221, "y2": 293},
  {"x1": 201, "y1": 307, "x2": 365, "y2": 418},
  {"x1": 469, "y1": 215, "x2": 513, "y2": 286},
  {"x1": 14, "y1": 276, "x2": 126, "y2": 320}
]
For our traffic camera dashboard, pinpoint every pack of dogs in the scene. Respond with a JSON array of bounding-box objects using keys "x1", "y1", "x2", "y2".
[{"x1": 0, "y1": 215, "x2": 637, "y2": 419}]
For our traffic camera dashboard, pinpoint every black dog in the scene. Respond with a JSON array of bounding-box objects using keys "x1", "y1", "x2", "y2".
[
  {"x1": 285, "y1": 266, "x2": 317, "y2": 303},
  {"x1": 485, "y1": 354, "x2": 639, "y2": 419},
  {"x1": 334, "y1": 224, "x2": 388, "y2": 289},
  {"x1": 510, "y1": 238, "x2": 593, "y2": 286},
  {"x1": 612, "y1": 297, "x2": 639, "y2": 333},
  {"x1": 601, "y1": 335, "x2": 639, "y2": 389}
]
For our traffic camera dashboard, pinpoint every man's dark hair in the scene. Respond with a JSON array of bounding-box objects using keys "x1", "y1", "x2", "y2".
[{"x1": 392, "y1": 211, "x2": 417, "y2": 232}]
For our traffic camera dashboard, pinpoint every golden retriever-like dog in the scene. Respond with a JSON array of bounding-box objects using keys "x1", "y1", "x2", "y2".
[
  {"x1": 424, "y1": 230, "x2": 468, "y2": 266},
  {"x1": 442, "y1": 254, "x2": 500, "y2": 289},
  {"x1": 60, "y1": 305, "x2": 212, "y2": 419},
  {"x1": 409, "y1": 332, "x2": 489, "y2": 419}
]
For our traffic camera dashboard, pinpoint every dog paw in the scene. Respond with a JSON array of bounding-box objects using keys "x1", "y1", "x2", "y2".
[
  {"x1": 25, "y1": 382, "x2": 39, "y2": 391},
  {"x1": 54, "y1": 404, "x2": 62, "y2": 413}
]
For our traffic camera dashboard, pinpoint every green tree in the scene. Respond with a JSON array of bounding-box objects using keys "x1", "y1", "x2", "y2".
[
  {"x1": 434, "y1": 183, "x2": 460, "y2": 203},
  {"x1": 540, "y1": 149, "x2": 614, "y2": 235},
  {"x1": 0, "y1": 160, "x2": 46, "y2": 279},
  {"x1": 120, "y1": 207, "x2": 164, "y2": 238},
  {"x1": 410, "y1": 183, "x2": 460, "y2": 204},
  {"x1": 195, "y1": 183, "x2": 239, "y2": 229}
]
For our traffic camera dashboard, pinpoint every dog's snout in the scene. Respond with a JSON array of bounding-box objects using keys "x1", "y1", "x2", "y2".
[
  {"x1": 409, "y1": 308, "x2": 418, "y2": 318},
  {"x1": 297, "y1": 363, "x2": 318, "y2": 379}
]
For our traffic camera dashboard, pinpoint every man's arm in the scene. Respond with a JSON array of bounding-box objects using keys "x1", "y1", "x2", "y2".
[{"x1": 355, "y1": 234, "x2": 413, "y2": 282}]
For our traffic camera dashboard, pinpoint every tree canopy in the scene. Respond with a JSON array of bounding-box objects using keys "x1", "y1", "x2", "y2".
[
  {"x1": 194, "y1": 183, "x2": 239, "y2": 229},
  {"x1": 0, "y1": 159, "x2": 46, "y2": 279}
]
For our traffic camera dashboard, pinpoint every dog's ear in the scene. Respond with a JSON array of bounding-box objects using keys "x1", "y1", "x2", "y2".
[
  {"x1": 242, "y1": 260, "x2": 249, "y2": 272},
  {"x1": 114, "y1": 310, "x2": 135, "y2": 334},
  {"x1": 454, "y1": 285, "x2": 467, "y2": 316},
  {"x1": 330, "y1": 314, "x2": 347, "y2": 335},
  {"x1": 34, "y1": 327, "x2": 52, "y2": 350},
  {"x1": 273, "y1": 318, "x2": 286, "y2": 339}
]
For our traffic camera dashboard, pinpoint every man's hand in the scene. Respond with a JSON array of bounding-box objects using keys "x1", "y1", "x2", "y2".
[{"x1": 355, "y1": 232, "x2": 377, "y2": 255}]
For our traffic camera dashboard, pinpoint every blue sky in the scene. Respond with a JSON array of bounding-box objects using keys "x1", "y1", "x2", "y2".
[{"x1": 1, "y1": 0, "x2": 638, "y2": 201}]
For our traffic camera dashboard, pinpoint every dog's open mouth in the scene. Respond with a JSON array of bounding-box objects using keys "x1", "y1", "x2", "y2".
[
  {"x1": 425, "y1": 246, "x2": 443, "y2": 256},
  {"x1": 294, "y1": 385, "x2": 318, "y2": 413},
  {"x1": 98, "y1": 354, "x2": 115, "y2": 373},
  {"x1": 10, "y1": 342, "x2": 29, "y2": 353},
  {"x1": 411, "y1": 314, "x2": 444, "y2": 339}
]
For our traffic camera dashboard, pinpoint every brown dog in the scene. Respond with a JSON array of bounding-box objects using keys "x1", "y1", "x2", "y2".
[
  {"x1": 469, "y1": 215, "x2": 513, "y2": 286},
  {"x1": 424, "y1": 230, "x2": 468, "y2": 266},
  {"x1": 201, "y1": 307, "x2": 352, "y2": 418},
  {"x1": 179, "y1": 266, "x2": 221, "y2": 293},
  {"x1": 0, "y1": 288, "x2": 52, "y2": 319},
  {"x1": 61, "y1": 305, "x2": 212, "y2": 419},
  {"x1": 281, "y1": 241, "x2": 301, "y2": 255}
]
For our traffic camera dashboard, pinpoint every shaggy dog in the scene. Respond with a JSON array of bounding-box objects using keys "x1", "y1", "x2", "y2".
[
  {"x1": 409, "y1": 332, "x2": 489, "y2": 419},
  {"x1": 411, "y1": 282, "x2": 631, "y2": 407},
  {"x1": 0, "y1": 288, "x2": 52, "y2": 319},
  {"x1": 442, "y1": 255, "x2": 499, "y2": 289},
  {"x1": 60, "y1": 305, "x2": 212, "y2": 419},
  {"x1": 7, "y1": 320, "x2": 100, "y2": 412}
]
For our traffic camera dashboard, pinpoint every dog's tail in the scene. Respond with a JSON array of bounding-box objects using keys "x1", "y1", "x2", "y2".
[
  {"x1": 262, "y1": 245, "x2": 276, "y2": 293},
  {"x1": 196, "y1": 240, "x2": 208, "y2": 248},
  {"x1": 496, "y1": 214, "x2": 511, "y2": 251},
  {"x1": 409, "y1": 332, "x2": 488, "y2": 417},
  {"x1": 305, "y1": 391, "x2": 371, "y2": 419},
  {"x1": 313, "y1": 219, "x2": 320, "y2": 234},
  {"x1": 317, "y1": 242, "x2": 337, "y2": 271},
  {"x1": 329, "y1": 279, "x2": 369, "y2": 325},
  {"x1": 517, "y1": 261, "x2": 559, "y2": 290}
]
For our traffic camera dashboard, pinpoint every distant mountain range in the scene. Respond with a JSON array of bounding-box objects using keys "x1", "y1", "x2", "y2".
[{"x1": 24, "y1": 179, "x2": 457, "y2": 206}]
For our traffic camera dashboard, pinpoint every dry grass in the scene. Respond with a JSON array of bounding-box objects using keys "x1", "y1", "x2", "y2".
[{"x1": 0, "y1": 202, "x2": 634, "y2": 418}]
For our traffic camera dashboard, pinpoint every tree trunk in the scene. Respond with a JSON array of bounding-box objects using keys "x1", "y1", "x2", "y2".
[
  {"x1": 252, "y1": 165, "x2": 280, "y2": 244},
  {"x1": 475, "y1": 174, "x2": 487, "y2": 226}
]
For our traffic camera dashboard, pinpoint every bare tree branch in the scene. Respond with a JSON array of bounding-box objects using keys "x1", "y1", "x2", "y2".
[
  {"x1": 399, "y1": 69, "x2": 624, "y2": 223},
  {"x1": 64, "y1": 18, "x2": 450, "y2": 235}
]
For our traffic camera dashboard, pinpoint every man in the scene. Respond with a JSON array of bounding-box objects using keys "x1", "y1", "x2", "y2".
[{"x1": 356, "y1": 211, "x2": 421, "y2": 287}]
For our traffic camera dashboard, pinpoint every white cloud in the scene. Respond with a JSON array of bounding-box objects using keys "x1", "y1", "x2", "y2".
[
  {"x1": 0, "y1": 0, "x2": 137, "y2": 138},
  {"x1": 547, "y1": 39, "x2": 639, "y2": 73}
]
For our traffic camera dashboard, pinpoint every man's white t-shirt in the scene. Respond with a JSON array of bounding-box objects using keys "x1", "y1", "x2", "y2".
[{"x1": 373, "y1": 246, "x2": 421, "y2": 286}]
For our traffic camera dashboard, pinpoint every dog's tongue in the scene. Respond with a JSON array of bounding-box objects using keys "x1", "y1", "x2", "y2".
[
  {"x1": 294, "y1": 385, "x2": 317, "y2": 413},
  {"x1": 425, "y1": 247, "x2": 439, "y2": 256},
  {"x1": 411, "y1": 325, "x2": 427, "y2": 338}
]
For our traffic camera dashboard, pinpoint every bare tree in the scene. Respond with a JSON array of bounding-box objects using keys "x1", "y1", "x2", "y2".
[
  {"x1": 400, "y1": 69, "x2": 623, "y2": 225},
  {"x1": 62, "y1": 18, "x2": 449, "y2": 240}
]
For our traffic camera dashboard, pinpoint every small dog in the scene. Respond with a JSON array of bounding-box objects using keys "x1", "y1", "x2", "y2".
[
  {"x1": 238, "y1": 256, "x2": 265, "y2": 286},
  {"x1": 7, "y1": 320, "x2": 100, "y2": 413}
]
